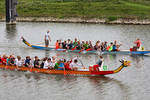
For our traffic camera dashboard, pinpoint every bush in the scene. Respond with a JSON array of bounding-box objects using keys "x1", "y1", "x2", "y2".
[{"x1": 107, "y1": 16, "x2": 117, "y2": 21}]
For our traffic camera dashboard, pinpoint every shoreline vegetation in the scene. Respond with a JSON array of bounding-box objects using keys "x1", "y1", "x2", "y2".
[
  {"x1": 1, "y1": 17, "x2": 150, "y2": 25},
  {"x1": 1, "y1": 0, "x2": 150, "y2": 25}
]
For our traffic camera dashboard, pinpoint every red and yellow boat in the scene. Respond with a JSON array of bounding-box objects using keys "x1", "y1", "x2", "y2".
[{"x1": 0, "y1": 60, "x2": 130, "y2": 76}]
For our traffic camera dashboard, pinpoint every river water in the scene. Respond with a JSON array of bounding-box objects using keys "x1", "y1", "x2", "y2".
[{"x1": 0, "y1": 22, "x2": 150, "y2": 100}]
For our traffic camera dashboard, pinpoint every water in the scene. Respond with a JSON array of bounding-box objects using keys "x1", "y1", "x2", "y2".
[{"x1": 0, "y1": 22, "x2": 150, "y2": 100}]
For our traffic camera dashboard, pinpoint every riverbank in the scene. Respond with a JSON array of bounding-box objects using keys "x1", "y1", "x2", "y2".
[
  {"x1": 1, "y1": 17, "x2": 150, "y2": 25},
  {"x1": 1, "y1": 0, "x2": 150, "y2": 25}
]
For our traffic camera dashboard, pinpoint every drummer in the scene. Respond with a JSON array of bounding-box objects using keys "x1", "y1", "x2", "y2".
[{"x1": 93, "y1": 56, "x2": 104, "y2": 71}]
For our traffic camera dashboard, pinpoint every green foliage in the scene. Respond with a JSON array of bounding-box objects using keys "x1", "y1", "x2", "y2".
[
  {"x1": 0, "y1": 0, "x2": 150, "y2": 19},
  {"x1": 107, "y1": 16, "x2": 117, "y2": 22}
]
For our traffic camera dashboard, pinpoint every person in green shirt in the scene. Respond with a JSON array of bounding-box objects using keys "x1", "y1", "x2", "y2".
[
  {"x1": 73, "y1": 38, "x2": 78, "y2": 47},
  {"x1": 54, "y1": 61, "x2": 60, "y2": 69},
  {"x1": 83, "y1": 41, "x2": 89, "y2": 50},
  {"x1": 109, "y1": 42, "x2": 113, "y2": 51}
]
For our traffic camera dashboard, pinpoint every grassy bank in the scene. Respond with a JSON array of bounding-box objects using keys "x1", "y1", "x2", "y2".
[{"x1": 0, "y1": 0, "x2": 150, "y2": 21}]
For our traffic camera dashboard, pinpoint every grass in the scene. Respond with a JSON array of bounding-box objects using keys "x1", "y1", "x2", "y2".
[{"x1": 0, "y1": 0, "x2": 150, "y2": 20}]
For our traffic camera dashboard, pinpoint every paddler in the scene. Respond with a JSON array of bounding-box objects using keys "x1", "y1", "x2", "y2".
[
  {"x1": 76, "y1": 41, "x2": 81, "y2": 50},
  {"x1": 134, "y1": 38, "x2": 141, "y2": 50},
  {"x1": 67, "y1": 41, "x2": 73, "y2": 49},
  {"x1": 1, "y1": 55, "x2": 7, "y2": 65},
  {"x1": 73, "y1": 38, "x2": 78, "y2": 48},
  {"x1": 94, "y1": 40, "x2": 100, "y2": 50},
  {"x1": 55, "y1": 40, "x2": 60, "y2": 49},
  {"x1": 89, "y1": 41, "x2": 93, "y2": 50},
  {"x1": 83, "y1": 41, "x2": 89, "y2": 50},
  {"x1": 107, "y1": 42, "x2": 113, "y2": 51},
  {"x1": 44, "y1": 30, "x2": 51, "y2": 47},
  {"x1": 69, "y1": 57, "x2": 82, "y2": 71}
]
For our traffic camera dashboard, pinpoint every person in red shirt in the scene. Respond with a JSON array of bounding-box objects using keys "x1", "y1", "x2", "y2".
[
  {"x1": 0, "y1": 56, "x2": 2, "y2": 64},
  {"x1": 64, "y1": 60, "x2": 72, "y2": 70},
  {"x1": 1, "y1": 55, "x2": 7, "y2": 65},
  {"x1": 55, "y1": 40, "x2": 60, "y2": 49},
  {"x1": 134, "y1": 38, "x2": 141, "y2": 48}
]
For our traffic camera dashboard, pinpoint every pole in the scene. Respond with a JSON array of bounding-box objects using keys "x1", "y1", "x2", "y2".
[{"x1": 6, "y1": 0, "x2": 18, "y2": 24}]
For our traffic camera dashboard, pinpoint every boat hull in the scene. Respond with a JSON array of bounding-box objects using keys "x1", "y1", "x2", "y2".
[
  {"x1": 31, "y1": 45, "x2": 150, "y2": 55},
  {"x1": 0, "y1": 65, "x2": 114, "y2": 76}
]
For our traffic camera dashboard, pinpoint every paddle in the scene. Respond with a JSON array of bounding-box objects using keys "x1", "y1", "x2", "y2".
[
  {"x1": 79, "y1": 48, "x2": 92, "y2": 54},
  {"x1": 72, "y1": 46, "x2": 77, "y2": 51},
  {"x1": 86, "y1": 48, "x2": 92, "y2": 51},
  {"x1": 29, "y1": 66, "x2": 33, "y2": 72},
  {"x1": 78, "y1": 49, "x2": 84, "y2": 53},
  {"x1": 64, "y1": 65, "x2": 67, "y2": 75}
]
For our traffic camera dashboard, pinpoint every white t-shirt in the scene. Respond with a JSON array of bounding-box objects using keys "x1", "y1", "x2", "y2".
[
  {"x1": 43, "y1": 61, "x2": 53, "y2": 69},
  {"x1": 16, "y1": 60, "x2": 23, "y2": 67},
  {"x1": 45, "y1": 32, "x2": 49, "y2": 40}
]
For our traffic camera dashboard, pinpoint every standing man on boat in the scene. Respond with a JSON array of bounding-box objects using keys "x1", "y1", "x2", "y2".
[{"x1": 45, "y1": 30, "x2": 51, "y2": 47}]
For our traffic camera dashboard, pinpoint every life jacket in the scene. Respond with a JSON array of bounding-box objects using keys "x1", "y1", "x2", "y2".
[
  {"x1": 109, "y1": 46, "x2": 113, "y2": 51},
  {"x1": 112, "y1": 45, "x2": 117, "y2": 51},
  {"x1": 106, "y1": 46, "x2": 110, "y2": 51},
  {"x1": 64, "y1": 63, "x2": 71, "y2": 70},
  {"x1": 55, "y1": 42, "x2": 60, "y2": 49}
]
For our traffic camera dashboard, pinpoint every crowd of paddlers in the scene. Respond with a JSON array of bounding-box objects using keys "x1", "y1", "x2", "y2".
[
  {"x1": 55, "y1": 38, "x2": 121, "y2": 51},
  {"x1": 44, "y1": 30, "x2": 142, "y2": 51},
  {"x1": 0, "y1": 55, "x2": 90, "y2": 70},
  {"x1": 0, "y1": 55, "x2": 103, "y2": 71}
]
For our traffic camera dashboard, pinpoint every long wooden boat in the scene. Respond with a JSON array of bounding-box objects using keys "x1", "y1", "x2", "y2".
[
  {"x1": 22, "y1": 37, "x2": 150, "y2": 55},
  {"x1": 0, "y1": 60, "x2": 131, "y2": 76}
]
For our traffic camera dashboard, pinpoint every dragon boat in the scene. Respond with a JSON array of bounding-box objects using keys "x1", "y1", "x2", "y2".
[
  {"x1": 22, "y1": 37, "x2": 150, "y2": 55},
  {"x1": 0, "y1": 60, "x2": 130, "y2": 76}
]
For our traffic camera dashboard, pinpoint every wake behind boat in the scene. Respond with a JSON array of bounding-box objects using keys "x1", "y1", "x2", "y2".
[{"x1": 21, "y1": 37, "x2": 150, "y2": 55}]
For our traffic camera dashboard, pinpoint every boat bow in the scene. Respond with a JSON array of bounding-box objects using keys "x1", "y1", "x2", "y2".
[
  {"x1": 21, "y1": 36, "x2": 32, "y2": 47},
  {"x1": 113, "y1": 60, "x2": 131, "y2": 73}
]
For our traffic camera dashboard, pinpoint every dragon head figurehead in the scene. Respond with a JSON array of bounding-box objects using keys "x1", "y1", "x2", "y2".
[{"x1": 120, "y1": 60, "x2": 131, "y2": 67}]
